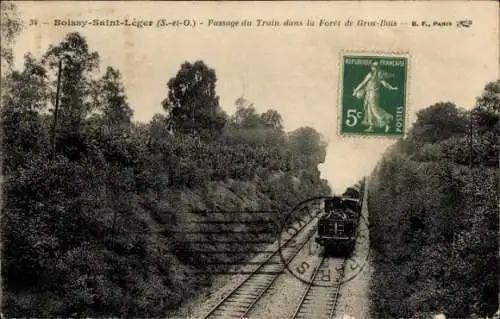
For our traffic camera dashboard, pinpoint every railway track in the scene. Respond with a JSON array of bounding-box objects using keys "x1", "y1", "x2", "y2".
[
  {"x1": 291, "y1": 255, "x2": 346, "y2": 319},
  {"x1": 203, "y1": 217, "x2": 318, "y2": 319}
]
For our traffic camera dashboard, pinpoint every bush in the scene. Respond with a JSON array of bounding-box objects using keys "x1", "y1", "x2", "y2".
[{"x1": 368, "y1": 94, "x2": 499, "y2": 318}]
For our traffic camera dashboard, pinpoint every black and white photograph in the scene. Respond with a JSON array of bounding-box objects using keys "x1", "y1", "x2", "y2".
[{"x1": 1, "y1": 1, "x2": 498, "y2": 318}]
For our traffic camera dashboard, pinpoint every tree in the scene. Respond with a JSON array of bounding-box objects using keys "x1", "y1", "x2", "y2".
[
  {"x1": 472, "y1": 80, "x2": 499, "y2": 166},
  {"x1": 232, "y1": 103, "x2": 260, "y2": 128},
  {"x1": 475, "y1": 79, "x2": 500, "y2": 115},
  {"x1": 230, "y1": 97, "x2": 283, "y2": 131},
  {"x1": 94, "y1": 67, "x2": 134, "y2": 134},
  {"x1": 260, "y1": 109, "x2": 283, "y2": 131},
  {"x1": 42, "y1": 32, "x2": 99, "y2": 159},
  {"x1": 474, "y1": 80, "x2": 499, "y2": 134},
  {"x1": 1, "y1": 54, "x2": 49, "y2": 172},
  {"x1": 287, "y1": 126, "x2": 327, "y2": 163},
  {"x1": 162, "y1": 60, "x2": 226, "y2": 139},
  {"x1": 148, "y1": 113, "x2": 171, "y2": 148},
  {"x1": 408, "y1": 102, "x2": 468, "y2": 149}
]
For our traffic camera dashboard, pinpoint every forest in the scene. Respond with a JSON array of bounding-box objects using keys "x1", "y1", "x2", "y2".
[
  {"x1": 368, "y1": 80, "x2": 499, "y2": 318},
  {"x1": 1, "y1": 4, "x2": 331, "y2": 316}
]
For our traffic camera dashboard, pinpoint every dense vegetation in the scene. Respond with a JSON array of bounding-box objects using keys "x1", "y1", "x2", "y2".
[
  {"x1": 1, "y1": 21, "x2": 331, "y2": 318},
  {"x1": 368, "y1": 81, "x2": 499, "y2": 318}
]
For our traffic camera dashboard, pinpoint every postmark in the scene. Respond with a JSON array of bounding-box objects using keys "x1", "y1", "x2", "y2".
[
  {"x1": 338, "y1": 51, "x2": 409, "y2": 137},
  {"x1": 278, "y1": 196, "x2": 371, "y2": 287}
]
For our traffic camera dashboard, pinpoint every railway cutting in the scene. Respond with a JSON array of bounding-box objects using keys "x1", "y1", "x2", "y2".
[
  {"x1": 203, "y1": 211, "x2": 319, "y2": 318},
  {"x1": 202, "y1": 178, "x2": 368, "y2": 318}
]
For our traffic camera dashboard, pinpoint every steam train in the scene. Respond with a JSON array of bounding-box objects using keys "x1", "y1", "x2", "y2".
[{"x1": 315, "y1": 179, "x2": 365, "y2": 255}]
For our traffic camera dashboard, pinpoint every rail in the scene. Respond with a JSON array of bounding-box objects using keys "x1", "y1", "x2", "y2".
[
  {"x1": 291, "y1": 256, "x2": 346, "y2": 319},
  {"x1": 203, "y1": 212, "x2": 319, "y2": 318}
]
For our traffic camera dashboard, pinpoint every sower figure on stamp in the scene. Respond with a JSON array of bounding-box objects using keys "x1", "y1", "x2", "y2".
[{"x1": 352, "y1": 61, "x2": 398, "y2": 132}]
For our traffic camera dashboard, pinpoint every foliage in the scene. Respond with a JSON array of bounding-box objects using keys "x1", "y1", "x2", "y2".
[
  {"x1": 260, "y1": 109, "x2": 284, "y2": 131},
  {"x1": 92, "y1": 66, "x2": 134, "y2": 133},
  {"x1": 476, "y1": 79, "x2": 500, "y2": 115},
  {"x1": 1, "y1": 31, "x2": 331, "y2": 317},
  {"x1": 368, "y1": 80, "x2": 499, "y2": 318},
  {"x1": 407, "y1": 102, "x2": 468, "y2": 152},
  {"x1": 161, "y1": 60, "x2": 227, "y2": 139},
  {"x1": 41, "y1": 32, "x2": 100, "y2": 160},
  {"x1": 1, "y1": 54, "x2": 50, "y2": 173},
  {"x1": 287, "y1": 126, "x2": 327, "y2": 164}
]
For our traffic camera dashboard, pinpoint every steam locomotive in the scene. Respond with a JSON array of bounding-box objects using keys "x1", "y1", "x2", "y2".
[{"x1": 315, "y1": 180, "x2": 365, "y2": 255}]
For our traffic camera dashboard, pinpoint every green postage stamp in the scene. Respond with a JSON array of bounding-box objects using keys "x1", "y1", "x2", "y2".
[{"x1": 339, "y1": 52, "x2": 409, "y2": 137}]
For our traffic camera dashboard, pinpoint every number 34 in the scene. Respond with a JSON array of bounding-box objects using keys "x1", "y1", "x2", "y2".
[{"x1": 345, "y1": 109, "x2": 363, "y2": 127}]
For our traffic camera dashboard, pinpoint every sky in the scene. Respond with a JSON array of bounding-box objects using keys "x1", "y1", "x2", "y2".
[{"x1": 10, "y1": 1, "x2": 499, "y2": 193}]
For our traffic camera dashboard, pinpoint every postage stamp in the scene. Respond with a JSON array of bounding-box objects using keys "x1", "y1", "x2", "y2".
[{"x1": 338, "y1": 52, "x2": 409, "y2": 137}]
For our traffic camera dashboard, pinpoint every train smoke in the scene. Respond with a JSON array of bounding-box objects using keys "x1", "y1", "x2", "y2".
[{"x1": 319, "y1": 137, "x2": 395, "y2": 195}]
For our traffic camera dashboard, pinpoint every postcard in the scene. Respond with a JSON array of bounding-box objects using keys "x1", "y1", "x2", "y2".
[{"x1": 1, "y1": 1, "x2": 498, "y2": 318}]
